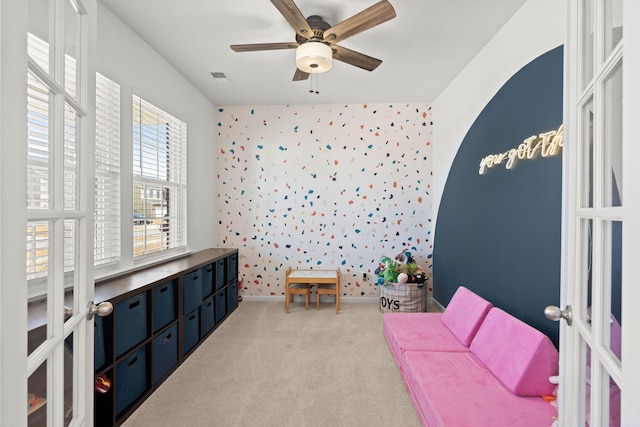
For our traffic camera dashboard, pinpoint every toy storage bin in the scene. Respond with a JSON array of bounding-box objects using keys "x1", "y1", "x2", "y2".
[
  {"x1": 215, "y1": 258, "x2": 225, "y2": 291},
  {"x1": 379, "y1": 282, "x2": 427, "y2": 313},
  {"x1": 115, "y1": 345, "x2": 148, "y2": 416},
  {"x1": 94, "y1": 315, "x2": 106, "y2": 371},
  {"x1": 201, "y1": 296, "x2": 215, "y2": 337},
  {"x1": 226, "y1": 279, "x2": 238, "y2": 313},
  {"x1": 152, "y1": 280, "x2": 176, "y2": 332},
  {"x1": 215, "y1": 289, "x2": 226, "y2": 323},
  {"x1": 183, "y1": 268, "x2": 203, "y2": 315},
  {"x1": 183, "y1": 308, "x2": 200, "y2": 354},
  {"x1": 152, "y1": 323, "x2": 178, "y2": 384},
  {"x1": 201, "y1": 263, "x2": 214, "y2": 297},
  {"x1": 115, "y1": 293, "x2": 148, "y2": 358},
  {"x1": 227, "y1": 253, "x2": 238, "y2": 282}
]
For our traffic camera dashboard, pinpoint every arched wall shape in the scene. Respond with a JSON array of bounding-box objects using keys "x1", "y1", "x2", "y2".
[{"x1": 433, "y1": 46, "x2": 563, "y2": 345}]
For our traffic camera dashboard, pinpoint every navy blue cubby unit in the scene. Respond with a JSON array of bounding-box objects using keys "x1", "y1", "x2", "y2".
[
  {"x1": 94, "y1": 248, "x2": 238, "y2": 426},
  {"x1": 152, "y1": 323, "x2": 178, "y2": 384},
  {"x1": 152, "y1": 280, "x2": 176, "y2": 333},
  {"x1": 183, "y1": 268, "x2": 203, "y2": 314},
  {"x1": 115, "y1": 345, "x2": 148, "y2": 417},
  {"x1": 114, "y1": 293, "x2": 148, "y2": 358},
  {"x1": 183, "y1": 308, "x2": 200, "y2": 354},
  {"x1": 202, "y1": 263, "x2": 214, "y2": 297},
  {"x1": 201, "y1": 296, "x2": 215, "y2": 337},
  {"x1": 227, "y1": 280, "x2": 238, "y2": 313},
  {"x1": 215, "y1": 258, "x2": 225, "y2": 291},
  {"x1": 215, "y1": 289, "x2": 226, "y2": 323}
]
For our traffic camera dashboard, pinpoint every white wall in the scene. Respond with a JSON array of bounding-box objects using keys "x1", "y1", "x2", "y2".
[
  {"x1": 216, "y1": 103, "x2": 433, "y2": 298},
  {"x1": 96, "y1": 3, "x2": 218, "y2": 272},
  {"x1": 431, "y1": 0, "x2": 566, "y2": 225}
]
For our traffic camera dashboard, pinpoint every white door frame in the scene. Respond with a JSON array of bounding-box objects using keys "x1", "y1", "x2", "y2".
[
  {"x1": 620, "y1": 0, "x2": 640, "y2": 423},
  {"x1": 0, "y1": 1, "x2": 30, "y2": 425}
]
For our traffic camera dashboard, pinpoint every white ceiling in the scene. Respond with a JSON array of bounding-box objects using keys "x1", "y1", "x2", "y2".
[{"x1": 98, "y1": 0, "x2": 527, "y2": 106}]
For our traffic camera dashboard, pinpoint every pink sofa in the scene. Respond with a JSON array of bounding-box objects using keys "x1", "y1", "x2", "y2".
[{"x1": 383, "y1": 287, "x2": 559, "y2": 427}]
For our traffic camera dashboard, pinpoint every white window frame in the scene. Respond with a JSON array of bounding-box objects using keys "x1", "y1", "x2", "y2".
[{"x1": 132, "y1": 95, "x2": 187, "y2": 258}]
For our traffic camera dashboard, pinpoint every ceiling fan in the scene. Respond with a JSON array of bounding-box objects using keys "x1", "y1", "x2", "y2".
[{"x1": 230, "y1": 0, "x2": 396, "y2": 81}]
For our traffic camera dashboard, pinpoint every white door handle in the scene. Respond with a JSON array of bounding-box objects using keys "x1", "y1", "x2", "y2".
[
  {"x1": 545, "y1": 305, "x2": 573, "y2": 326},
  {"x1": 87, "y1": 301, "x2": 113, "y2": 320}
]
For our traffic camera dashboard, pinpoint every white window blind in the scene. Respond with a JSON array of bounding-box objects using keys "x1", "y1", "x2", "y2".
[
  {"x1": 132, "y1": 95, "x2": 187, "y2": 257},
  {"x1": 95, "y1": 73, "x2": 121, "y2": 266}
]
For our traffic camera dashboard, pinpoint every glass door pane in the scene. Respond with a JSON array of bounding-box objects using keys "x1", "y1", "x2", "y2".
[
  {"x1": 604, "y1": 0, "x2": 623, "y2": 60},
  {"x1": 580, "y1": 0, "x2": 594, "y2": 90},
  {"x1": 602, "y1": 62, "x2": 623, "y2": 208},
  {"x1": 579, "y1": 97, "x2": 594, "y2": 209},
  {"x1": 602, "y1": 220, "x2": 622, "y2": 364}
]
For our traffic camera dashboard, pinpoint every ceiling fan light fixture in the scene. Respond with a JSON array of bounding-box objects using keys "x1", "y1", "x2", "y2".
[{"x1": 296, "y1": 42, "x2": 332, "y2": 73}]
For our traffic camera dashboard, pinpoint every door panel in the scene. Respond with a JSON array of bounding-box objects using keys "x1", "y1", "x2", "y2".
[
  {"x1": 561, "y1": 0, "x2": 627, "y2": 425},
  {"x1": 23, "y1": 0, "x2": 96, "y2": 425}
]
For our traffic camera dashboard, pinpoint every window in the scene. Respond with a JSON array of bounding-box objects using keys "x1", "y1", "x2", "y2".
[
  {"x1": 132, "y1": 96, "x2": 187, "y2": 257},
  {"x1": 95, "y1": 73, "x2": 121, "y2": 266}
]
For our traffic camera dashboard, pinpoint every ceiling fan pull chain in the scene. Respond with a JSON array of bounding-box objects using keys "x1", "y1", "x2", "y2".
[{"x1": 309, "y1": 72, "x2": 319, "y2": 94}]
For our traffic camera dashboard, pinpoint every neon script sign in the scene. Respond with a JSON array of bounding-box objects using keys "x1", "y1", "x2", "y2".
[{"x1": 479, "y1": 124, "x2": 563, "y2": 175}]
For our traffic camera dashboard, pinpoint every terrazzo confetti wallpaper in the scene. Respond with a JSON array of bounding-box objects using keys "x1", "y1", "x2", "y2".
[{"x1": 216, "y1": 103, "x2": 433, "y2": 298}]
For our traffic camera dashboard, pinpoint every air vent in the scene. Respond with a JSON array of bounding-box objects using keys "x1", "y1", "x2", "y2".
[{"x1": 210, "y1": 72, "x2": 230, "y2": 84}]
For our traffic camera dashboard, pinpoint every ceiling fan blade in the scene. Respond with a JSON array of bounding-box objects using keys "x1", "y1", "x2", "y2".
[
  {"x1": 293, "y1": 68, "x2": 309, "y2": 81},
  {"x1": 230, "y1": 42, "x2": 298, "y2": 52},
  {"x1": 332, "y1": 45, "x2": 382, "y2": 71},
  {"x1": 270, "y1": 0, "x2": 314, "y2": 40},
  {"x1": 323, "y1": 0, "x2": 396, "y2": 44}
]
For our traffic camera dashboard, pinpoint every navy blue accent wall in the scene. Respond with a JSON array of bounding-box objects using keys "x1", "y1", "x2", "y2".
[{"x1": 433, "y1": 46, "x2": 564, "y2": 346}]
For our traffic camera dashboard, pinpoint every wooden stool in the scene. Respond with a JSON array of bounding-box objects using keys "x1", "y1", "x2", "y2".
[
  {"x1": 285, "y1": 267, "x2": 310, "y2": 313},
  {"x1": 316, "y1": 282, "x2": 340, "y2": 314}
]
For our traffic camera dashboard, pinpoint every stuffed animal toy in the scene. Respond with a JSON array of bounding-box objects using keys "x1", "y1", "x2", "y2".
[
  {"x1": 377, "y1": 256, "x2": 399, "y2": 286},
  {"x1": 395, "y1": 251, "x2": 416, "y2": 264}
]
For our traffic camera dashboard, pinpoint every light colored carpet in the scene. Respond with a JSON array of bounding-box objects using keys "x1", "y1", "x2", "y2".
[{"x1": 122, "y1": 300, "x2": 421, "y2": 427}]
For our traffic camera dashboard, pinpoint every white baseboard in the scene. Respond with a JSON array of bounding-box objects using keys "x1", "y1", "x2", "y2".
[
  {"x1": 240, "y1": 295, "x2": 440, "y2": 306},
  {"x1": 241, "y1": 295, "x2": 379, "y2": 303}
]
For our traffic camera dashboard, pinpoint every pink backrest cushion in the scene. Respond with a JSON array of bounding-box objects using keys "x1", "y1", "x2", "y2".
[
  {"x1": 440, "y1": 286, "x2": 493, "y2": 346},
  {"x1": 471, "y1": 308, "x2": 559, "y2": 396}
]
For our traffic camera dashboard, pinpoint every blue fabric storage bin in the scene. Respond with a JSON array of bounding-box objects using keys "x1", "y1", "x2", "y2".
[
  {"x1": 201, "y1": 263, "x2": 214, "y2": 297},
  {"x1": 201, "y1": 296, "x2": 215, "y2": 337},
  {"x1": 226, "y1": 280, "x2": 238, "y2": 313},
  {"x1": 94, "y1": 315, "x2": 106, "y2": 372},
  {"x1": 215, "y1": 259, "x2": 225, "y2": 291},
  {"x1": 183, "y1": 268, "x2": 203, "y2": 315},
  {"x1": 115, "y1": 293, "x2": 148, "y2": 358},
  {"x1": 115, "y1": 345, "x2": 147, "y2": 416},
  {"x1": 227, "y1": 253, "x2": 238, "y2": 281},
  {"x1": 152, "y1": 280, "x2": 176, "y2": 333},
  {"x1": 152, "y1": 323, "x2": 178, "y2": 384},
  {"x1": 215, "y1": 289, "x2": 226, "y2": 323},
  {"x1": 183, "y1": 308, "x2": 200, "y2": 354}
]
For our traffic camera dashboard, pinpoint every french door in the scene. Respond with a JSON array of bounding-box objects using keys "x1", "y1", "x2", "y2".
[
  {"x1": 560, "y1": 0, "x2": 640, "y2": 425},
  {"x1": 0, "y1": 0, "x2": 97, "y2": 426}
]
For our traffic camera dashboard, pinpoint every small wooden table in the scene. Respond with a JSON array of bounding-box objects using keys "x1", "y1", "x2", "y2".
[{"x1": 285, "y1": 268, "x2": 340, "y2": 313}]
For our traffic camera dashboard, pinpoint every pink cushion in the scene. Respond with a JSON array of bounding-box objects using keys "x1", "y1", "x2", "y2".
[
  {"x1": 440, "y1": 286, "x2": 493, "y2": 346},
  {"x1": 403, "y1": 351, "x2": 557, "y2": 427},
  {"x1": 470, "y1": 308, "x2": 559, "y2": 396},
  {"x1": 383, "y1": 313, "x2": 470, "y2": 372}
]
